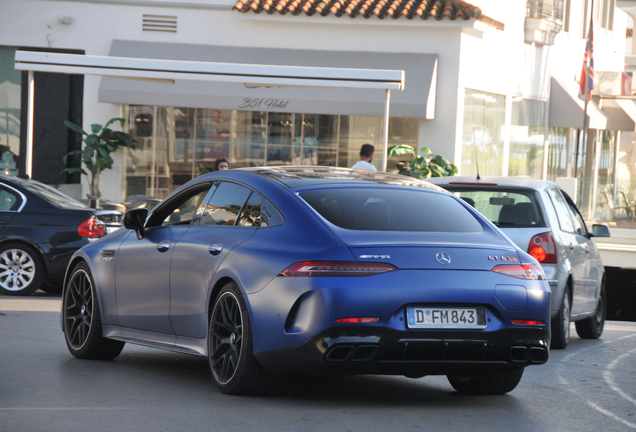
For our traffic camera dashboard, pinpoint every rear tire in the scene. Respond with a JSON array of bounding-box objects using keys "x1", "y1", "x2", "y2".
[
  {"x1": 447, "y1": 368, "x2": 524, "y2": 395},
  {"x1": 575, "y1": 283, "x2": 606, "y2": 339},
  {"x1": 63, "y1": 262, "x2": 125, "y2": 359},
  {"x1": 208, "y1": 282, "x2": 276, "y2": 395},
  {"x1": 551, "y1": 285, "x2": 571, "y2": 349},
  {"x1": 0, "y1": 243, "x2": 46, "y2": 296}
]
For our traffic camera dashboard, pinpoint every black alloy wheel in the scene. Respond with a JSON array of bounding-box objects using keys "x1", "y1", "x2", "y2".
[
  {"x1": 210, "y1": 290, "x2": 244, "y2": 385},
  {"x1": 63, "y1": 262, "x2": 124, "y2": 359},
  {"x1": 208, "y1": 282, "x2": 276, "y2": 395},
  {"x1": 64, "y1": 267, "x2": 95, "y2": 351},
  {"x1": 447, "y1": 368, "x2": 525, "y2": 395}
]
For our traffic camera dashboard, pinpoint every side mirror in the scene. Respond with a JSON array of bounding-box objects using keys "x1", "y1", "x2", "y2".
[
  {"x1": 591, "y1": 224, "x2": 610, "y2": 238},
  {"x1": 124, "y1": 208, "x2": 148, "y2": 239}
]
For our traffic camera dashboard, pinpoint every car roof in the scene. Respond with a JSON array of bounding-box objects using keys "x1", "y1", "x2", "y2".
[
  {"x1": 427, "y1": 176, "x2": 556, "y2": 191},
  {"x1": 198, "y1": 166, "x2": 448, "y2": 192}
]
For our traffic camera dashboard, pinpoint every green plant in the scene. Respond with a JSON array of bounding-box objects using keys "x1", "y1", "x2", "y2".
[
  {"x1": 389, "y1": 145, "x2": 458, "y2": 178},
  {"x1": 63, "y1": 118, "x2": 139, "y2": 198}
]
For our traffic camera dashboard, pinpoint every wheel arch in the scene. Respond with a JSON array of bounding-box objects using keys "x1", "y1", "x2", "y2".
[{"x1": 208, "y1": 276, "x2": 237, "y2": 324}]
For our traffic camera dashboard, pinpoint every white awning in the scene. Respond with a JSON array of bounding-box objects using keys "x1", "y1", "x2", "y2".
[
  {"x1": 549, "y1": 77, "x2": 610, "y2": 130},
  {"x1": 15, "y1": 50, "x2": 405, "y2": 90},
  {"x1": 599, "y1": 99, "x2": 636, "y2": 131},
  {"x1": 96, "y1": 41, "x2": 437, "y2": 118}
]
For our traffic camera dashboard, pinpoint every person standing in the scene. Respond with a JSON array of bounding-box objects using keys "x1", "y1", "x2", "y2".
[{"x1": 351, "y1": 144, "x2": 377, "y2": 171}]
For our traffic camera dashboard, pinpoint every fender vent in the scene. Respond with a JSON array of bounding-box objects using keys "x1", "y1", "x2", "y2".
[{"x1": 142, "y1": 14, "x2": 177, "y2": 33}]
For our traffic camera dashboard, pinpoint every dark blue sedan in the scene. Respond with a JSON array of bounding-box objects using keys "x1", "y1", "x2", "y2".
[{"x1": 61, "y1": 167, "x2": 550, "y2": 395}]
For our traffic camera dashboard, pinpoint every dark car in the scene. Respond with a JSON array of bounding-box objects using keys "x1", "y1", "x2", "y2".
[
  {"x1": 62, "y1": 167, "x2": 550, "y2": 396},
  {"x1": 0, "y1": 176, "x2": 122, "y2": 296}
]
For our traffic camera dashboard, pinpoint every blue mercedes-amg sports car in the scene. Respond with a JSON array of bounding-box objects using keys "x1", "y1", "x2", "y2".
[{"x1": 61, "y1": 166, "x2": 550, "y2": 395}]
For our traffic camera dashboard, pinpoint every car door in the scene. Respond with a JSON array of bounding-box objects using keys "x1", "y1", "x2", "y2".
[
  {"x1": 563, "y1": 192, "x2": 599, "y2": 313},
  {"x1": 115, "y1": 182, "x2": 212, "y2": 334},
  {"x1": 169, "y1": 181, "x2": 257, "y2": 338},
  {"x1": 546, "y1": 188, "x2": 588, "y2": 315},
  {"x1": 0, "y1": 183, "x2": 22, "y2": 234}
]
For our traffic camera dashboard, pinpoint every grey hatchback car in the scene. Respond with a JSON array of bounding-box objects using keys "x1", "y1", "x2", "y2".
[{"x1": 428, "y1": 176, "x2": 610, "y2": 349}]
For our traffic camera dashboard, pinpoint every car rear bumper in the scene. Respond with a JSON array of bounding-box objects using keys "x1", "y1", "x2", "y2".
[{"x1": 255, "y1": 325, "x2": 550, "y2": 376}]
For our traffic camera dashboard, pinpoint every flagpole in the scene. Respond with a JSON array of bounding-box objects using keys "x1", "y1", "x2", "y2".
[{"x1": 578, "y1": 0, "x2": 594, "y2": 179}]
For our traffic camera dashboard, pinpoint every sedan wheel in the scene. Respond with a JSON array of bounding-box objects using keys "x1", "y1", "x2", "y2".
[
  {"x1": 0, "y1": 243, "x2": 45, "y2": 296},
  {"x1": 575, "y1": 283, "x2": 606, "y2": 339},
  {"x1": 550, "y1": 286, "x2": 571, "y2": 349},
  {"x1": 208, "y1": 282, "x2": 276, "y2": 395},
  {"x1": 63, "y1": 262, "x2": 124, "y2": 359},
  {"x1": 447, "y1": 368, "x2": 525, "y2": 395}
]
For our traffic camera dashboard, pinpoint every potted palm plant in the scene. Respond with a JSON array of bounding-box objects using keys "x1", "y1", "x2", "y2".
[{"x1": 63, "y1": 118, "x2": 138, "y2": 207}]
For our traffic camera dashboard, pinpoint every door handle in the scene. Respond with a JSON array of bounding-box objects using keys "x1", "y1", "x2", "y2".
[
  {"x1": 208, "y1": 244, "x2": 223, "y2": 256},
  {"x1": 584, "y1": 247, "x2": 590, "y2": 253},
  {"x1": 157, "y1": 241, "x2": 170, "y2": 252},
  {"x1": 569, "y1": 243, "x2": 575, "y2": 251}
]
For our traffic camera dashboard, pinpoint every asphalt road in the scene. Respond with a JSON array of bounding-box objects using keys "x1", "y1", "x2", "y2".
[{"x1": 2, "y1": 294, "x2": 636, "y2": 432}]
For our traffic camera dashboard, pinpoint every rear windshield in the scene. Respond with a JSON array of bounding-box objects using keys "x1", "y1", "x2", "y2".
[
  {"x1": 299, "y1": 187, "x2": 483, "y2": 232},
  {"x1": 444, "y1": 188, "x2": 545, "y2": 228},
  {"x1": 21, "y1": 182, "x2": 89, "y2": 209}
]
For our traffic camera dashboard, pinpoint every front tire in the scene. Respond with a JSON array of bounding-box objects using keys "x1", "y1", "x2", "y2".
[
  {"x1": 63, "y1": 262, "x2": 125, "y2": 359},
  {"x1": 208, "y1": 282, "x2": 275, "y2": 395},
  {"x1": 0, "y1": 243, "x2": 45, "y2": 296},
  {"x1": 551, "y1": 285, "x2": 571, "y2": 349},
  {"x1": 575, "y1": 283, "x2": 606, "y2": 339},
  {"x1": 447, "y1": 368, "x2": 524, "y2": 395}
]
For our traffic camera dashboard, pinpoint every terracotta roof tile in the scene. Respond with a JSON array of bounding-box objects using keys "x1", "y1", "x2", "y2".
[{"x1": 233, "y1": 0, "x2": 504, "y2": 29}]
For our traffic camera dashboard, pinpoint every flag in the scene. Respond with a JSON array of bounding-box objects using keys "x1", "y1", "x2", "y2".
[
  {"x1": 621, "y1": 72, "x2": 633, "y2": 96},
  {"x1": 578, "y1": 26, "x2": 594, "y2": 101}
]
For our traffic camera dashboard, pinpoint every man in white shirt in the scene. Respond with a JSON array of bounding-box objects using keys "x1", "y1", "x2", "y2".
[{"x1": 351, "y1": 144, "x2": 377, "y2": 171}]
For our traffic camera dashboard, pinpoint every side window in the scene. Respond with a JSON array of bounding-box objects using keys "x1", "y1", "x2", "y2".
[
  {"x1": 260, "y1": 199, "x2": 283, "y2": 227},
  {"x1": 145, "y1": 183, "x2": 212, "y2": 228},
  {"x1": 0, "y1": 186, "x2": 21, "y2": 211},
  {"x1": 237, "y1": 193, "x2": 261, "y2": 227},
  {"x1": 563, "y1": 193, "x2": 588, "y2": 236},
  {"x1": 197, "y1": 182, "x2": 252, "y2": 226},
  {"x1": 546, "y1": 188, "x2": 575, "y2": 233}
]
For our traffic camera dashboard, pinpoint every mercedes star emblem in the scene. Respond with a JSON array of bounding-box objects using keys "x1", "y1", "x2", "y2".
[{"x1": 436, "y1": 251, "x2": 451, "y2": 265}]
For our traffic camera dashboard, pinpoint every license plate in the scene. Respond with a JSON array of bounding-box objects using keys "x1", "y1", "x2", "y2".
[{"x1": 406, "y1": 307, "x2": 487, "y2": 329}]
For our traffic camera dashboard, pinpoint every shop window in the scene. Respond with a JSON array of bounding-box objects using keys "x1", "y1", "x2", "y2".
[
  {"x1": 509, "y1": 98, "x2": 546, "y2": 178},
  {"x1": 461, "y1": 89, "x2": 505, "y2": 177}
]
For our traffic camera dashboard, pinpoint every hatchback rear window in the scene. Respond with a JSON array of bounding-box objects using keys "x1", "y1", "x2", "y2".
[
  {"x1": 299, "y1": 188, "x2": 483, "y2": 232},
  {"x1": 444, "y1": 188, "x2": 545, "y2": 228}
]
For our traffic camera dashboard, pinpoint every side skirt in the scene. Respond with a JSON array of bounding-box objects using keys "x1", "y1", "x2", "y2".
[{"x1": 102, "y1": 325, "x2": 207, "y2": 357}]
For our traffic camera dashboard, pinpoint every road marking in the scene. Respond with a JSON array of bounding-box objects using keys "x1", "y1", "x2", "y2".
[
  {"x1": 0, "y1": 298, "x2": 61, "y2": 312},
  {"x1": 603, "y1": 347, "x2": 636, "y2": 406},
  {"x1": 0, "y1": 407, "x2": 132, "y2": 411},
  {"x1": 586, "y1": 401, "x2": 636, "y2": 430}
]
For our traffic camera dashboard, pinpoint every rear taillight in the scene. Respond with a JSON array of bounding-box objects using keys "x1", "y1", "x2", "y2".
[
  {"x1": 527, "y1": 232, "x2": 557, "y2": 264},
  {"x1": 511, "y1": 319, "x2": 545, "y2": 325},
  {"x1": 491, "y1": 263, "x2": 546, "y2": 280},
  {"x1": 279, "y1": 261, "x2": 396, "y2": 277},
  {"x1": 78, "y1": 217, "x2": 105, "y2": 238}
]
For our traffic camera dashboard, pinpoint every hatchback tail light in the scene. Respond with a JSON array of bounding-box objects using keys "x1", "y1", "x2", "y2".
[
  {"x1": 78, "y1": 217, "x2": 105, "y2": 238},
  {"x1": 279, "y1": 261, "x2": 396, "y2": 277},
  {"x1": 491, "y1": 263, "x2": 546, "y2": 280},
  {"x1": 527, "y1": 232, "x2": 557, "y2": 264}
]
